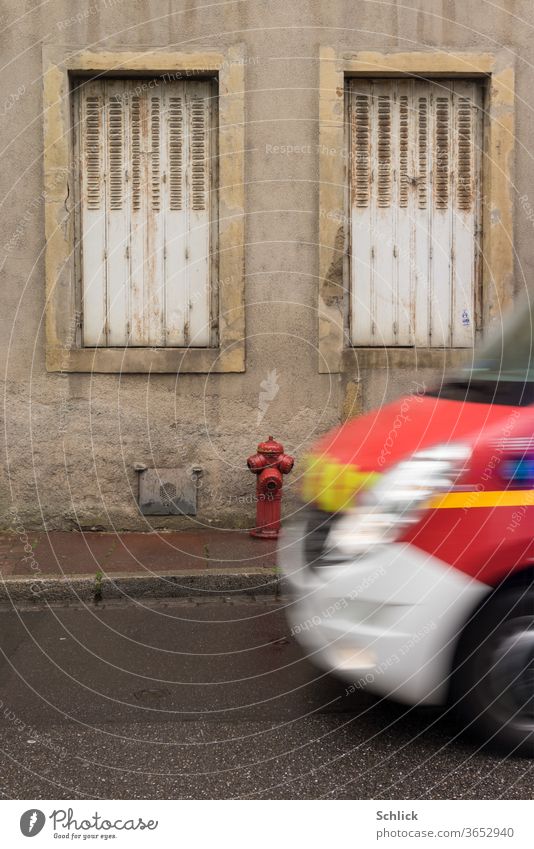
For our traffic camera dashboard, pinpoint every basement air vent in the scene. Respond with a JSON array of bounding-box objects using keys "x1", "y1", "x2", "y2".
[{"x1": 138, "y1": 468, "x2": 197, "y2": 515}]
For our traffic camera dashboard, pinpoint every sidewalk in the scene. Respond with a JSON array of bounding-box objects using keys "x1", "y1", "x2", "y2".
[{"x1": 0, "y1": 530, "x2": 280, "y2": 605}]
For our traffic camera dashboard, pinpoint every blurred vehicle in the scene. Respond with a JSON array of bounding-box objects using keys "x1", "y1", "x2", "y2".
[{"x1": 280, "y1": 298, "x2": 534, "y2": 755}]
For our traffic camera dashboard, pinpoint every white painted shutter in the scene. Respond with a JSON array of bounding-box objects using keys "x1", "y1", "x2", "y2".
[
  {"x1": 78, "y1": 78, "x2": 212, "y2": 347},
  {"x1": 350, "y1": 79, "x2": 482, "y2": 347}
]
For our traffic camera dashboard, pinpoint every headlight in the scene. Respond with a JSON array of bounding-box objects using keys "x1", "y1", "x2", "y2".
[{"x1": 325, "y1": 443, "x2": 470, "y2": 559}]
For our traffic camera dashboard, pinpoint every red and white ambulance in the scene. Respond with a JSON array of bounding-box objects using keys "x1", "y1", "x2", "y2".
[{"x1": 280, "y1": 299, "x2": 534, "y2": 755}]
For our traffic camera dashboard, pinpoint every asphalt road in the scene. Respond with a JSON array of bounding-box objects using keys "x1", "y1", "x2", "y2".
[{"x1": 0, "y1": 597, "x2": 531, "y2": 799}]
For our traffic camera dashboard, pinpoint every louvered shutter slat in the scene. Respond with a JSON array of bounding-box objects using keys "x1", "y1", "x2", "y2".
[
  {"x1": 372, "y1": 82, "x2": 396, "y2": 344},
  {"x1": 106, "y1": 81, "x2": 129, "y2": 346},
  {"x1": 128, "y1": 90, "x2": 149, "y2": 345},
  {"x1": 144, "y1": 88, "x2": 165, "y2": 346},
  {"x1": 413, "y1": 85, "x2": 431, "y2": 346},
  {"x1": 184, "y1": 82, "x2": 211, "y2": 346},
  {"x1": 80, "y1": 83, "x2": 107, "y2": 346},
  {"x1": 395, "y1": 80, "x2": 415, "y2": 345},
  {"x1": 350, "y1": 81, "x2": 373, "y2": 345},
  {"x1": 165, "y1": 87, "x2": 188, "y2": 345},
  {"x1": 452, "y1": 81, "x2": 479, "y2": 346},
  {"x1": 398, "y1": 94, "x2": 409, "y2": 209},
  {"x1": 430, "y1": 90, "x2": 453, "y2": 346},
  {"x1": 353, "y1": 93, "x2": 370, "y2": 208},
  {"x1": 168, "y1": 96, "x2": 184, "y2": 211}
]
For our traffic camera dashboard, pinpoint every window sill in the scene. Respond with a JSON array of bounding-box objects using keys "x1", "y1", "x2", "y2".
[
  {"x1": 341, "y1": 347, "x2": 474, "y2": 371},
  {"x1": 46, "y1": 346, "x2": 245, "y2": 374}
]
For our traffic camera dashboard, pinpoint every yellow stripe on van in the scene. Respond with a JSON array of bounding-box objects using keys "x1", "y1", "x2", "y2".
[{"x1": 430, "y1": 490, "x2": 534, "y2": 509}]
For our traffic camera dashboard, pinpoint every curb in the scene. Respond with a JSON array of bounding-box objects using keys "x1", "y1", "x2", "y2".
[{"x1": 0, "y1": 568, "x2": 281, "y2": 606}]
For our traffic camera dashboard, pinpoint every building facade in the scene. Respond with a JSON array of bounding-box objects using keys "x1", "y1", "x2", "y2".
[{"x1": 0, "y1": 0, "x2": 523, "y2": 530}]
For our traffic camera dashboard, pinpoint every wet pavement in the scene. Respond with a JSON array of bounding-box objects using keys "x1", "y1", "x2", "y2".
[
  {"x1": 0, "y1": 530, "x2": 277, "y2": 577},
  {"x1": 0, "y1": 598, "x2": 532, "y2": 799}
]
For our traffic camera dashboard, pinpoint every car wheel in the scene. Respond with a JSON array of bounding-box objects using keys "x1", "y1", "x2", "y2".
[{"x1": 451, "y1": 584, "x2": 534, "y2": 757}]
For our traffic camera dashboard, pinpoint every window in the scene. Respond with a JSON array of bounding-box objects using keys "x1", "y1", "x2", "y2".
[
  {"x1": 44, "y1": 48, "x2": 245, "y2": 374},
  {"x1": 348, "y1": 78, "x2": 483, "y2": 348},
  {"x1": 74, "y1": 77, "x2": 216, "y2": 348}
]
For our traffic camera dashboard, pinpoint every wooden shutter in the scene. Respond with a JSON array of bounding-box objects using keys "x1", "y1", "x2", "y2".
[
  {"x1": 78, "y1": 78, "x2": 212, "y2": 348},
  {"x1": 350, "y1": 79, "x2": 482, "y2": 347}
]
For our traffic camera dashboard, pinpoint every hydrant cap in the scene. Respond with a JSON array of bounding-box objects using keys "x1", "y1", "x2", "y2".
[{"x1": 257, "y1": 435, "x2": 284, "y2": 455}]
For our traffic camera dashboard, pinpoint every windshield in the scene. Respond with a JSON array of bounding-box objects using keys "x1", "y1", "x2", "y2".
[{"x1": 433, "y1": 293, "x2": 534, "y2": 406}]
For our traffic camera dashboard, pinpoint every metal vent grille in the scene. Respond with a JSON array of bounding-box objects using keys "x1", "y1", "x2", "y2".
[
  {"x1": 138, "y1": 468, "x2": 197, "y2": 516},
  {"x1": 159, "y1": 482, "x2": 177, "y2": 508}
]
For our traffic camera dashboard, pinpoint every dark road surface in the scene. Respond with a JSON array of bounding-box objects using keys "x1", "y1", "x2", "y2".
[{"x1": 0, "y1": 598, "x2": 531, "y2": 799}]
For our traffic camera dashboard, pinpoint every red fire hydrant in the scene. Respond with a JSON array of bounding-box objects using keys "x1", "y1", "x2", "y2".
[{"x1": 247, "y1": 436, "x2": 294, "y2": 539}]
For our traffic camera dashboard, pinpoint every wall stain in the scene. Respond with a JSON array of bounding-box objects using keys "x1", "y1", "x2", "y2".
[{"x1": 322, "y1": 225, "x2": 345, "y2": 306}]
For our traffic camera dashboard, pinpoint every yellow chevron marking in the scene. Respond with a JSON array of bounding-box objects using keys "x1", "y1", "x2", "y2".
[{"x1": 301, "y1": 454, "x2": 380, "y2": 512}]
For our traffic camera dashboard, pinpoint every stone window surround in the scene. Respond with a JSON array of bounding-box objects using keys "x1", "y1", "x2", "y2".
[
  {"x1": 318, "y1": 49, "x2": 515, "y2": 374},
  {"x1": 43, "y1": 45, "x2": 246, "y2": 373}
]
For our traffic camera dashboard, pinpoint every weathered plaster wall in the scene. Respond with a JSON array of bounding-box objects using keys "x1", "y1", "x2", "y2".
[{"x1": 0, "y1": 0, "x2": 530, "y2": 530}]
